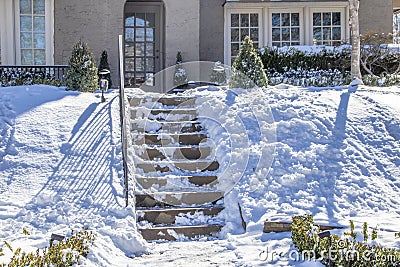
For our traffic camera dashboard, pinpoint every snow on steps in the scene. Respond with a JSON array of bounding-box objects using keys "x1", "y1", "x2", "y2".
[{"x1": 128, "y1": 95, "x2": 224, "y2": 241}]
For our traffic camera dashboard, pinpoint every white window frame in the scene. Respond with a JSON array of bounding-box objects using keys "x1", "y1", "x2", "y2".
[
  {"x1": 224, "y1": 8, "x2": 263, "y2": 65},
  {"x1": 309, "y1": 7, "x2": 347, "y2": 46},
  {"x1": 0, "y1": 0, "x2": 53, "y2": 65},
  {"x1": 267, "y1": 8, "x2": 303, "y2": 47}
]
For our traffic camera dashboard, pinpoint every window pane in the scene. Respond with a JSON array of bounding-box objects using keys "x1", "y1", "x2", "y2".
[
  {"x1": 135, "y1": 13, "x2": 145, "y2": 27},
  {"x1": 282, "y1": 27, "x2": 290, "y2": 41},
  {"x1": 34, "y1": 33, "x2": 45, "y2": 48},
  {"x1": 332, "y1": 27, "x2": 341, "y2": 40},
  {"x1": 231, "y1": 14, "x2": 239, "y2": 27},
  {"x1": 272, "y1": 28, "x2": 280, "y2": 41},
  {"x1": 231, "y1": 28, "x2": 239, "y2": 42},
  {"x1": 125, "y1": 28, "x2": 134, "y2": 42},
  {"x1": 292, "y1": 42, "x2": 300, "y2": 46},
  {"x1": 146, "y1": 13, "x2": 155, "y2": 27},
  {"x1": 20, "y1": 32, "x2": 32, "y2": 48},
  {"x1": 313, "y1": 27, "x2": 322, "y2": 40},
  {"x1": 231, "y1": 43, "x2": 239, "y2": 56},
  {"x1": 250, "y1": 28, "x2": 258, "y2": 41},
  {"x1": 34, "y1": 49, "x2": 45, "y2": 65},
  {"x1": 21, "y1": 49, "x2": 33, "y2": 64},
  {"x1": 282, "y1": 13, "x2": 290, "y2": 26},
  {"x1": 291, "y1": 13, "x2": 299, "y2": 26},
  {"x1": 332, "y1": 12, "x2": 341, "y2": 26},
  {"x1": 291, "y1": 28, "x2": 300, "y2": 41},
  {"x1": 125, "y1": 57, "x2": 134, "y2": 70},
  {"x1": 20, "y1": 16, "x2": 32, "y2": 31},
  {"x1": 240, "y1": 28, "x2": 249, "y2": 39},
  {"x1": 323, "y1": 27, "x2": 331, "y2": 40},
  {"x1": 272, "y1": 42, "x2": 280, "y2": 47},
  {"x1": 125, "y1": 16, "x2": 134, "y2": 27},
  {"x1": 253, "y1": 42, "x2": 259, "y2": 49},
  {"x1": 33, "y1": 0, "x2": 45, "y2": 15},
  {"x1": 272, "y1": 13, "x2": 280, "y2": 27},
  {"x1": 282, "y1": 42, "x2": 290, "y2": 47},
  {"x1": 146, "y1": 28, "x2": 154, "y2": 42},
  {"x1": 135, "y1": 43, "x2": 144, "y2": 56},
  {"x1": 20, "y1": 0, "x2": 32, "y2": 14},
  {"x1": 125, "y1": 43, "x2": 135, "y2": 56},
  {"x1": 136, "y1": 58, "x2": 144, "y2": 71},
  {"x1": 323, "y1": 12, "x2": 331, "y2": 26},
  {"x1": 33, "y1": 16, "x2": 45, "y2": 32},
  {"x1": 250, "y1": 13, "x2": 258, "y2": 27},
  {"x1": 313, "y1": 13, "x2": 321, "y2": 26},
  {"x1": 146, "y1": 43, "x2": 154, "y2": 56},
  {"x1": 240, "y1": 14, "x2": 249, "y2": 27},
  {"x1": 146, "y1": 58, "x2": 154, "y2": 72},
  {"x1": 135, "y1": 28, "x2": 145, "y2": 42}
]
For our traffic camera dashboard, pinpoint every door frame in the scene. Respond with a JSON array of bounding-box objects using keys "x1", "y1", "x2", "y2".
[{"x1": 124, "y1": 1, "x2": 164, "y2": 88}]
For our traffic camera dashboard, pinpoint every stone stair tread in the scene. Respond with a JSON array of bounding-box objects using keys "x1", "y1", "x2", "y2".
[
  {"x1": 136, "y1": 175, "x2": 218, "y2": 188},
  {"x1": 137, "y1": 133, "x2": 208, "y2": 146},
  {"x1": 135, "y1": 191, "x2": 224, "y2": 207},
  {"x1": 136, "y1": 160, "x2": 219, "y2": 173},
  {"x1": 139, "y1": 224, "x2": 223, "y2": 241},
  {"x1": 137, "y1": 206, "x2": 224, "y2": 224}
]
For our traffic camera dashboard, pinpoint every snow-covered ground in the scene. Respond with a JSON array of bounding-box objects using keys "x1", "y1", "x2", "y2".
[{"x1": 0, "y1": 84, "x2": 399, "y2": 266}]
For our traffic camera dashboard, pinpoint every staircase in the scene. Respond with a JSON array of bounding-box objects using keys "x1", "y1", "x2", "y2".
[{"x1": 128, "y1": 95, "x2": 224, "y2": 241}]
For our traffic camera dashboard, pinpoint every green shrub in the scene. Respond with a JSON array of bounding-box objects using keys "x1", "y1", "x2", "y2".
[
  {"x1": 230, "y1": 36, "x2": 268, "y2": 89},
  {"x1": 173, "y1": 51, "x2": 188, "y2": 87},
  {"x1": 291, "y1": 215, "x2": 400, "y2": 266},
  {"x1": 0, "y1": 229, "x2": 96, "y2": 267},
  {"x1": 66, "y1": 39, "x2": 98, "y2": 92},
  {"x1": 0, "y1": 69, "x2": 65, "y2": 87}
]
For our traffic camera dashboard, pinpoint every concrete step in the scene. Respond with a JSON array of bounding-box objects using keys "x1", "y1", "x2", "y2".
[
  {"x1": 135, "y1": 191, "x2": 224, "y2": 207},
  {"x1": 136, "y1": 176, "x2": 218, "y2": 189},
  {"x1": 135, "y1": 133, "x2": 208, "y2": 146},
  {"x1": 137, "y1": 206, "x2": 224, "y2": 224},
  {"x1": 138, "y1": 147, "x2": 212, "y2": 160},
  {"x1": 139, "y1": 224, "x2": 222, "y2": 241},
  {"x1": 131, "y1": 121, "x2": 203, "y2": 134},
  {"x1": 128, "y1": 97, "x2": 196, "y2": 108},
  {"x1": 136, "y1": 160, "x2": 219, "y2": 173},
  {"x1": 130, "y1": 108, "x2": 198, "y2": 121}
]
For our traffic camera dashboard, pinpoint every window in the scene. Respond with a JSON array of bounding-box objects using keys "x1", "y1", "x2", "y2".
[
  {"x1": 19, "y1": 0, "x2": 46, "y2": 65},
  {"x1": 229, "y1": 12, "x2": 260, "y2": 64},
  {"x1": 312, "y1": 11, "x2": 342, "y2": 45},
  {"x1": 271, "y1": 12, "x2": 300, "y2": 47}
]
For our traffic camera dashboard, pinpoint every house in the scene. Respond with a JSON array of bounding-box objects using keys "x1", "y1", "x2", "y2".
[{"x1": 0, "y1": 0, "x2": 394, "y2": 87}]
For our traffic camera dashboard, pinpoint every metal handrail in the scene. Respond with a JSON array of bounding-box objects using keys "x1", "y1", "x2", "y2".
[{"x1": 0, "y1": 65, "x2": 68, "y2": 80}]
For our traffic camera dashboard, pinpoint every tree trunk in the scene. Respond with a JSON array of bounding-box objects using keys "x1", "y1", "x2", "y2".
[{"x1": 349, "y1": 0, "x2": 362, "y2": 80}]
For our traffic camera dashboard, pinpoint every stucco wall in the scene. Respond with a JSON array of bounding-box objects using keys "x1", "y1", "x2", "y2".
[
  {"x1": 359, "y1": 0, "x2": 393, "y2": 34},
  {"x1": 199, "y1": 0, "x2": 225, "y2": 63},
  {"x1": 164, "y1": 0, "x2": 200, "y2": 67},
  {"x1": 54, "y1": 0, "x2": 125, "y2": 86}
]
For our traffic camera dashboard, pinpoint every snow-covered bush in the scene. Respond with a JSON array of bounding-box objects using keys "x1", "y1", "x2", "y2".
[
  {"x1": 98, "y1": 50, "x2": 112, "y2": 89},
  {"x1": 209, "y1": 61, "x2": 227, "y2": 85},
  {"x1": 0, "y1": 69, "x2": 64, "y2": 87},
  {"x1": 291, "y1": 215, "x2": 400, "y2": 267},
  {"x1": 173, "y1": 51, "x2": 188, "y2": 87},
  {"x1": 230, "y1": 36, "x2": 268, "y2": 89},
  {"x1": 66, "y1": 40, "x2": 98, "y2": 92}
]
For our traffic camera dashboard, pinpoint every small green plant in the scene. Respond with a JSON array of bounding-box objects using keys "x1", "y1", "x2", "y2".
[
  {"x1": 230, "y1": 36, "x2": 268, "y2": 89},
  {"x1": 396, "y1": 232, "x2": 400, "y2": 239},
  {"x1": 173, "y1": 51, "x2": 188, "y2": 87},
  {"x1": 0, "y1": 229, "x2": 96, "y2": 267},
  {"x1": 209, "y1": 61, "x2": 227, "y2": 85},
  {"x1": 66, "y1": 39, "x2": 98, "y2": 92}
]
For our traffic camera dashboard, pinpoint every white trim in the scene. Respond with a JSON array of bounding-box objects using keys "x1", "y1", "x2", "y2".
[
  {"x1": 45, "y1": 0, "x2": 54, "y2": 64},
  {"x1": 267, "y1": 8, "x2": 304, "y2": 47},
  {"x1": 224, "y1": 8, "x2": 263, "y2": 65}
]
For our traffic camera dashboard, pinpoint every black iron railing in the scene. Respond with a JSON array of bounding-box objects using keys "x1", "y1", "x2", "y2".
[{"x1": 0, "y1": 65, "x2": 68, "y2": 80}]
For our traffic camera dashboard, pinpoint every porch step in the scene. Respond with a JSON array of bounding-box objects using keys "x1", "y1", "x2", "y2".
[
  {"x1": 136, "y1": 176, "x2": 218, "y2": 189},
  {"x1": 128, "y1": 97, "x2": 196, "y2": 108},
  {"x1": 138, "y1": 146, "x2": 212, "y2": 160},
  {"x1": 130, "y1": 108, "x2": 197, "y2": 121},
  {"x1": 136, "y1": 160, "x2": 219, "y2": 173},
  {"x1": 139, "y1": 224, "x2": 223, "y2": 241},
  {"x1": 137, "y1": 206, "x2": 224, "y2": 224},
  {"x1": 131, "y1": 121, "x2": 203, "y2": 133},
  {"x1": 136, "y1": 133, "x2": 208, "y2": 146},
  {"x1": 135, "y1": 192, "x2": 224, "y2": 207}
]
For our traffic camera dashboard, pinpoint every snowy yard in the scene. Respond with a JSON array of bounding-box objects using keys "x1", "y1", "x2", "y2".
[{"x1": 0, "y1": 84, "x2": 399, "y2": 266}]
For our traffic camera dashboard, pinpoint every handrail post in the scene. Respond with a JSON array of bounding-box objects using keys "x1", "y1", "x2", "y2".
[{"x1": 118, "y1": 34, "x2": 129, "y2": 207}]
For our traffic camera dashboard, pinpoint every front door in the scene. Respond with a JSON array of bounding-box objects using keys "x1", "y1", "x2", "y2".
[{"x1": 124, "y1": 3, "x2": 163, "y2": 87}]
